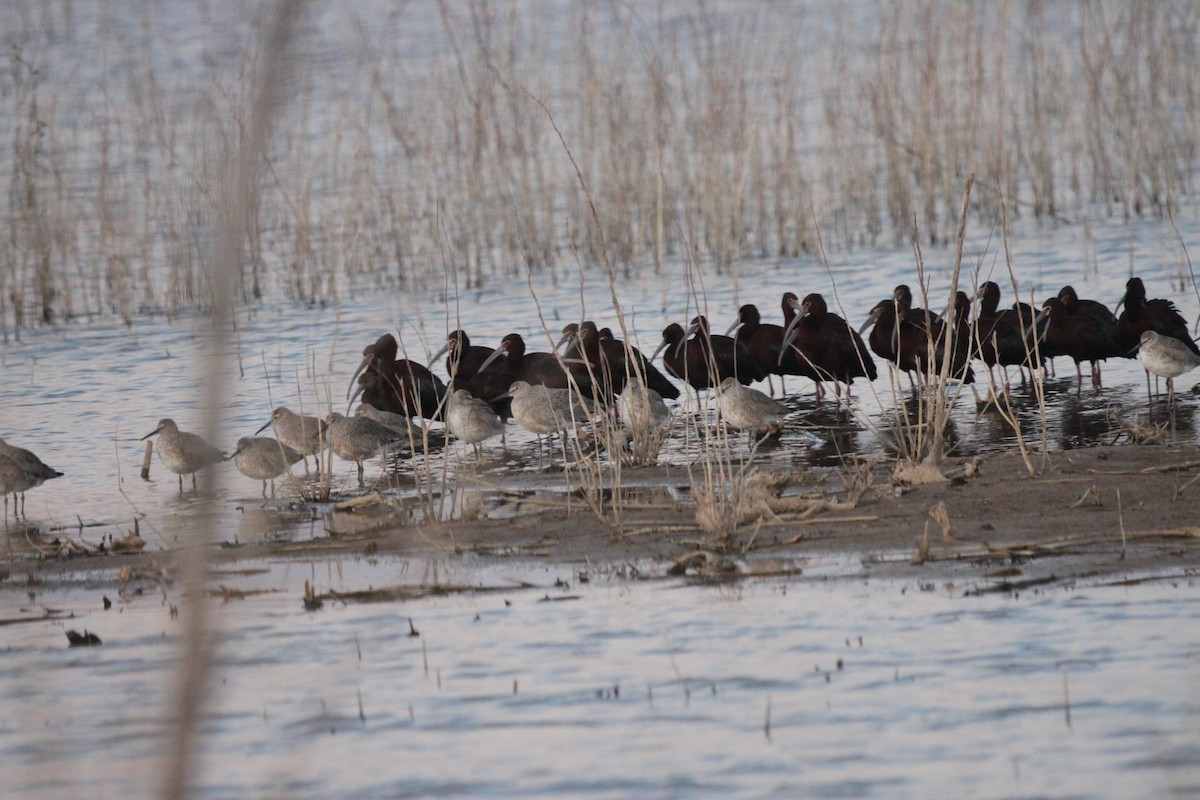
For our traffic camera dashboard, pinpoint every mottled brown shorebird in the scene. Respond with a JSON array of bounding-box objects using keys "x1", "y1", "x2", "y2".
[
  {"x1": 716, "y1": 377, "x2": 791, "y2": 438},
  {"x1": 325, "y1": 412, "x2": 404, "y2": 486},
  {"x1": 0, "y1": 437, "x2": 63, "y2": 519},
  {"x1": 446, "y1": 389, "x2": 505, "y2": 461},
  {"x1": 141, "y1": 419, "x2": 226, "y2": 492},
  {"x1": 256, "y1": 407, "x2": 327, "y2": 473},
  {"x1": 1137, "y1": 330, "x2": 1200, "y2": 404},
  {"x1": 229, "y1": 437, "x2": 303, "y2": 498}
]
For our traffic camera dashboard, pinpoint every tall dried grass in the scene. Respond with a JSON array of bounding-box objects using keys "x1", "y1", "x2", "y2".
[{"x1": 2, "y1": 1, "x2": 1197, "y2": 333}]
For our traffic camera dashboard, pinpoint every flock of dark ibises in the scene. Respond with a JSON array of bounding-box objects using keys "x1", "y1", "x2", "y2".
[
  {"x1": 350, "y1": 276, "x2": 1200, "y2": 429},
  {"x1": 4, "y1": 275, "x2": 1198, "y2": 513}
]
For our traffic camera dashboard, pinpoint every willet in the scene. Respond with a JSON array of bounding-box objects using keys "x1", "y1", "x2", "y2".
[
  {"x1": 1137, "y1": 330, "x2": 1200, "y2": 404},
  {"x1": 499, "y1": 380, "x2": 592, "y2": 456},
  {"x1": 0, "y1": 437, "x2": 64, "y2": 518},
  {"x1": 446, "y1": 389, "x2": 505, "y2": 460},
  {"x1": 229, "y1": 437, "x2": 303, "y2": 498},
  {"x1": 325, "y1": 412, "x2": 404, "y2": 485},
  {"x1": 355, "y1": 403, "x2": 420, "y2": 437},
  {"x1": 0, "y1": 458, "x2": 39, "y2": 522},
  {"x1": 256, "y1": 407, "x2": 327, "y2": 472},
  {"x1": 140, "y1": 419, "x2": 226, "y2": 492},
  {"x1": 716, "y1": 377, "x2": 791, "y2": 438},
  {"x1": 618, "y1": 384, "x2": 670, "y2": 433}
]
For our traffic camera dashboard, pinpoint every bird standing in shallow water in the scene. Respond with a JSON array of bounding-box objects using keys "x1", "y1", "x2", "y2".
[
  {"x1": 446, "y1": 389, "x2": 505, "y2": 461},
  {"x1": 0, "y1": 437, "x2": 64, "y2": 519},
  {"x1": 325, "y1": 412, "x2": 404, "y2": 486},
  {"x1": 716, "y1": 377, "x2": 792, "y2": 439},
  {"x1": 780, "y1": 292, "x2": 876, "y2": 402},
  {"x1": 1137, "y1": 330, "x2": 1200, "y2": 405},
  {"x1": 1033, "y1": 295, "x2": 1125, "y2": 395},
  {"x1": 141, "y1": 419, "x2": 225, "y2": 492},
  {"x1": 1117, "y1": 277, "x2": 1200, "y2": 400},
  {"x1": 498, "y1": 380, "x2": 592, "y2": 457},
  {"x1": 229, "y1": 437, "x2": 303, "y2": 498},
  {"x1": 256, "y1": 407, "x2": 327, "y2": 473}
]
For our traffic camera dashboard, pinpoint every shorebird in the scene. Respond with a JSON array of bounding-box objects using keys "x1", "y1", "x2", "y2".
[
  {"x1": 256, "y1": 407, "x2": 327, "y2": 472},
  {"x1": 354, "y1": 403, "x2": 419, "y2": 437},
  {"x1": 1137, "y1": 330, "x2": 1200, "y2": 404},
  {"x1": 0, "y1": 437, "x2": 64, "y2": 518},
  {"x1": 228, "y1": 437, "x2": 303, "y2": 498},
  {"x1": 716, "y1": 377, "x2": 791, "y2": 439},
  {"x1": 325, "y1": 412, "x2": 404, "y2": 485},
  {"x1": 499, "y1": 380, "x2": 592, "y2": 454},
  {"x1": 618, "y1": 384, "x2": 671, "y2": 434},
  {"x1": 0, "y1": 458, "x2": 39, "y2": 522},
  {"x1": 140, "y1": 419, "x2": 225, "y2": 492},
  {"x1": 446, "y1": 389, "x2": 505, "y2": 460}
]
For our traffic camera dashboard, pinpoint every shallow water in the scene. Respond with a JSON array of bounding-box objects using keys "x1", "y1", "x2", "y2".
[{"x1": 3, "y1": 566, "x2": 1199, "y2": 799}]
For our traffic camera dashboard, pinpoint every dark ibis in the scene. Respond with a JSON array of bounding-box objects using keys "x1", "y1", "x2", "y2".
[{"x1": 780, "y1": 293, "x2": 877, "y2": 400}]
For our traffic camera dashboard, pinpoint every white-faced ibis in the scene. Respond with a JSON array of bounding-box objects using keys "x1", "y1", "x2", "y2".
[
  {"x1": 727, "y1": 300, "x2": 811, "y2": 396},
  {"x1": 255, "y1": 407, "x2": 327, "y2": 473},
  {"x1": 479, "y1": 333, "x2": 597, "y2": 401},
  {"x1": 1033, "y1": 296, "x2": 1126, "y2": 394},
  {"x1": 1137, "y1": 330, "x2": 1200, "y2": 404},
  {"x1": 593, "y1": 324, "x2": 680, "y2": 400},
  {"x1": 716, "y1": 377, "x2": 791, "y2": 437},
  {"x1": 972, "y1": 281, "x2": 1042, "y2": 385},
  {"x1": 229, "y1": 437, "x2": 303, "y2": 498},
  {"x1": 325, "y1": 411, "x2": 403, "y2": 486},
  {"x1": 780, "y1": 293, "x2": 877, "y2": 401},
  {"x1": 348, "y1": 334, "x2": 447, "y2": 421},
  {"x1": 431, "y1": 330, "x2": 497, "y2": 383},
  {"x1": 651, "y1": 322, "x2": 725, "y2": 405},
  {"x1": 563, "y1": 321, "x2": 679, "y2": 401},
  {"x1": 0, "y1": 438, "x2": 62, "y2": 520},
  {"x1": 860, "y1": 294, "x2": 973, "y2": 387},
  {"x1": 141, "y1": 419, "x2": 226, "y2": 492},
  {"x1": 446, "y1": 389, "x2": 505, "y2": 460}
]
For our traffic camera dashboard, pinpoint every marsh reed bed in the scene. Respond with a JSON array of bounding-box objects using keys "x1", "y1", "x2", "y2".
[{"x1": 1, "y1": 1, "x2": 1197, "y2": 334}]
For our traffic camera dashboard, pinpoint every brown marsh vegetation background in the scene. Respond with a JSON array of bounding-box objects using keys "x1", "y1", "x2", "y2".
[{"x1": 1, "y1": 0, "x2": 1197, "y2": 334}]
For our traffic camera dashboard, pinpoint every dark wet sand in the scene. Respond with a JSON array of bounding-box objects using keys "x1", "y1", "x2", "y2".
[{"x1": 4, "y1": 443, "x2": 1199, "y2": 604}]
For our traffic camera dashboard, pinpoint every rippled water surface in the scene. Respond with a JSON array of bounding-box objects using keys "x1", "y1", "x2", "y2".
[{"x1": 4, "y1": 568, "x2": 1199, "y2": 799}]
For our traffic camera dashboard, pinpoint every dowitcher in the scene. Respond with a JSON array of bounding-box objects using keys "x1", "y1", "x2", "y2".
[
  {"x1": 0, "y1": 458, "x2": 39, "y2": 522},
  {"x1": 716, "y1": 377, "x2": 791, "y2": 437},
  {"x1": 140, "y1": 419, "x2": 225, "y2": 492},
  {"x1": 256, "y1": 407, "x2": 327, "y2": 472},
  {"x1": 229, "y1": 436, "x2": 303, "y2": 498},
  {"x1": 446, "y1": 389, "x2": 504, "y2": 460},
  {"x1": 618, "y1": 384, "x2": 670, "y2": 434},
  {"x1": 0, "y1": 437, "x2": 63, "y2": 518},
  {"x1": 499, "y1": 380, "x2": 593, "y2": 456},
  {"x1": 325, "y1": 412, "x2": 404, "y2": 485},
  {"x1": 1137, "y1": 330, "x2": 1200, "y2": 404}
]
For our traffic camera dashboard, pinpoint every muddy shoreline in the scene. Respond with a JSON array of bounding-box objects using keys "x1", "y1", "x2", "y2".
[{"x1": 4, "y1": 442, "x2": 1199, "y2": 607}]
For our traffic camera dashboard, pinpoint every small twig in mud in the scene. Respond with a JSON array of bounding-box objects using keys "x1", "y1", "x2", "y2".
[
  {"x1": 1070, "y1": 484, "x2": 1102, "y2": 509},
  {"x1": 663, "y1": 634, "x2": 691, "y2": 705},
  {"x1": 912, "y1": 520, "x2": 931, "y2": 565},
  {"x1": 1116, "y1": 488, "x2": 1126, "y2": 561},
  {"x1": 930, "y1": 501, "x2": 956, "y2": 541},
  {"x1": 1062, "y1": 671, "x2": 1072, "y2": 730}
]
